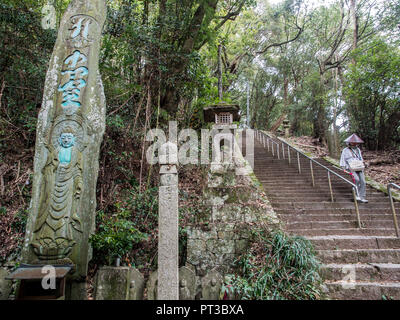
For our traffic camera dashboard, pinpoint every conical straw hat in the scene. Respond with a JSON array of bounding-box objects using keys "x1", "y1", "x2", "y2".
[{"x1": 344, "y1": 133, "x2": 364, "y2": 144}]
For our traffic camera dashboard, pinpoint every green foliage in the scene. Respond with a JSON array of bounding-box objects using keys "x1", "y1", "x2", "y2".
[
  {"x1": 0, "y1": 3, "x2": 56, "y2": 151},
  {"x1": 226, "y1": 230, "x2": 323, "y2": 300},
  {"x1": 90, "y1": 186, "x2": 159, "y2": 267},
  {"x1": 90, "y1": 210, "x2": 148, "y2": 266},
  {"x1": 344, "y1": 39, "x2": 400, "y2": 149},
  {"x1": 127, "y1": 186, "x2": 159, "y2": 229}
]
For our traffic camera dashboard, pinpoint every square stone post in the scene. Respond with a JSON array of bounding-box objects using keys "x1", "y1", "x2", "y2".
[{"x1": 158, "y1": 142, "x2": 179, "y2": 300}]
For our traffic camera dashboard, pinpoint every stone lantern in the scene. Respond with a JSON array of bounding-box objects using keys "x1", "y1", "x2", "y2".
[
  {"x1": 203, "y1": 102, "x2": 241, "y2": 130},
  {"x1": 283, "y1": 118, "x2": 290, "y2": 137}
]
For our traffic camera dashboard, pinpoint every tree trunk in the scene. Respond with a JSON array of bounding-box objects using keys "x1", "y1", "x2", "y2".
[
  {"x1": 159, "y1": 0, "x2": 219, "y2": 115},
  {"x1": 218, "y1": 44, "x2": 223, "y2": 100},
  {"x1": 270, "y1": 74, "x2": 289, "y2": 132},
  {"x1": 350, "y1": 0, "x2": 358, "y2": 64}
]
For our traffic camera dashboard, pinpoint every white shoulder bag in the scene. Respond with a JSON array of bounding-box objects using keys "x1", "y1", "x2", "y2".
[{"x1": 348, "y1": 148, "x2": 365, "y2": 171}]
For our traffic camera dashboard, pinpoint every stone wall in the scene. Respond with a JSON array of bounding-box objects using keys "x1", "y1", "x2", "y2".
[{"x1": 186, "y1": 138, "x2": 280, "y2": 297}]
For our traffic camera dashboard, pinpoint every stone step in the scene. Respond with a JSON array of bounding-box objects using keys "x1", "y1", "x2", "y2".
[
  {"x1": 273, "y1": 202, "x2": 395, "y2": 210},
  {"x1": 288, "y1": 228, "x2": 397, "y2": 237},
  {"x1": 261, "y1": 185, "x2": 359, "y2": 192},
  {"x1": 267, "y1": 189, "x2": 385, "y2": 195},
  {"x1": 286, "y1": 221, "x2": 354, "y2": 229},
  {"x1": 317, "y1": 249, "x2": 400, "y2": 264},
  {"x1": 255, "y1": 172, "x2": 352, "y2": 177},
  {"x1": 258, "y1": 179, "x2": 353, "y2": 185},
  {"x1": 272, "y1": 198, "x2": 353, "y2": 203},
  {"x1": 285, "y1": 220, "x2": 397, "y2": 230},
  {"x1": 269, "y1": 196, "x2": 388, "y2": 202},
  {"x1": 253, "y1": 163, "x2": 343, "y2": 168},
  {"x1": 256, "y1": 179, "x2": 353, "y2": 185},
  {"x1": 286, "y1": 220, "x2": 397, "y2": 230},
  {"x1": 275, "y1": 208, "x2": 397, "y2": 215},
  {"x1": 279, "y1": 213, "x2": 395, "y2": 223},
  {"x1": 259, "y1": 165, "x2": 339, "y2": 175},
  {"x1": 254, "y1": 165, "x2": 358, "y2": 175},
  {"x1": 321, "y1": 263, "x2": 400, "y2": 282},
  {"x1": 262, "y1": 187, "x2": 353, "y2": 193},
  {"x1": 265, "y1": 190, "x2": 384, "y2": 196},
  {"x1": 324, "y1": 281, "x2": 400, "y2": 300},
  {"x1": 307, "y1": 236, "x2": 400, "y2": 250}
]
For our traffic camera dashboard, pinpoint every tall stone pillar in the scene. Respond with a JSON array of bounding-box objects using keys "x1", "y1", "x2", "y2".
[
  {"x1": 158, "y1": 142, "x2": 179, "y2": 300},
  {"x1": 21, "y1": 0, "x2": 107, "y2": 298}
]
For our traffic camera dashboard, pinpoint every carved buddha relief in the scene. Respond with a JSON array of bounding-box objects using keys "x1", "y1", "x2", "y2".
[{"x1": 32, "y1": 123, "x2": 84, "y2": 262}]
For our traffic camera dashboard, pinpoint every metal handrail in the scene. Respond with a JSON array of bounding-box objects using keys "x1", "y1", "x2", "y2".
[
  {"x1": 255, "y1": 130, "x2": 362, "y2": 228},
  {"x1": 330, "y1": 164, "x2": 357, "y2": 184},
  {"x1": 388, "y1": 183, "x2": 400, "y2": 237},
  {"x1": 259, "y1": 131, "x2": 280, "y2": 158}
]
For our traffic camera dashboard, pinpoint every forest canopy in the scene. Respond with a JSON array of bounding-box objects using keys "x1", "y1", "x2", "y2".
[{"x1": 1, "y1": 0, "x2": 399, "y2": 157}]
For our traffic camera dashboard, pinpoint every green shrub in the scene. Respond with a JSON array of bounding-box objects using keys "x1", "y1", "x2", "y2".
[
  {"x1": 226, "y1": 229, "x2": 323, "y2": 300},
  {"x1": 90, "y1": 210, "x2": 148, "y2": 266},
  {"x1": 90, "y1": 186, "x2": 159, "y2": 267},
  {"x1": 127, "y1": 187, "x2": 159, "y2": 230},
  {"x1": 0, "y1": 207, "x2": 6, "y2": 216}
]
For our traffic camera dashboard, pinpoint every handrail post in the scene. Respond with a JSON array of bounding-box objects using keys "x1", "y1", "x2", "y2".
[
  {"x1": 328, "y1": 171, "x2": 334, "y2": 202},
  {"x1": 277, "y1": 144, "x2": 280, "y2": 160},
  {"x1": 388, "y1": 185, "x2": 400, "y2": 238},
  {"x1": 297, "y1": 152, "x2": 301, "y2": 174},
  {"x1": 267, "y1": 138, "x2": 270, "y2": 152},
  {"x1": 310, "y1": 160, "x2": 315, "y2": 187},
  {"x1": 287, "y1": 145, "x2": 291, "y2": 165},
  {"x1": 353, "y1": 187, "x2": 362, "y2": 228},
  {"x1": 272, "y1": 142, "x2": 274, "y2": 157},
  {"x1": 282, "y1": 142, "x2": 285, "y2": 160}
]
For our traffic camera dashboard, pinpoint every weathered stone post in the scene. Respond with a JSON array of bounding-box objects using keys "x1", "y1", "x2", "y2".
[
  {"x1": 20, "y1": 0, "x2": 107, "y2": 299},
  {"x1": 158, "y1": 142, "x2": 179, "y2": 300},
  {"x1": 283, "y1": 118, "x2": 290, "y2": 138}
]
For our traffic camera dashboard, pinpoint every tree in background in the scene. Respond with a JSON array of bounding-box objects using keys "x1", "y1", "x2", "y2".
[{"x1": 344, "y1": 39, "x2": 400, "y2": 150}]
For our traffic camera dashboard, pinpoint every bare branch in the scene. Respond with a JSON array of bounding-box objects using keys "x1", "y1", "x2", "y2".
[
  {"x1": 214, "y1": 0, "x2": 246, "y2": 32},
  {"x1": 256, "y1": 24, "x2": 303, "y2": 55}
]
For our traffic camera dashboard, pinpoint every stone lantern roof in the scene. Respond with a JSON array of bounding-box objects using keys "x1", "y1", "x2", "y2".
[{"x1": 203, "y1": 102, "x2": 241, "y2": 123}]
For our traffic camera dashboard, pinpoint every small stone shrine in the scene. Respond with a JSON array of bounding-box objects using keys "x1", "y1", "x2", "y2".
[
  {"x1": 203, "y1": 102, "x2": 241, "y2": 129},
  {"x1": 179, "y1": 266, "x2": 196, "y2": 300},
  {"x1": 201, "y1": 269, "x2": 223, "y2": 300},
  {"x1": 94, "y1": 267, "x2": 144, "y2": 300}
]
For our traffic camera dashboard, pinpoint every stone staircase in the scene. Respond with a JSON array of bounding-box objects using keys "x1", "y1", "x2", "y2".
[{"x1": 251, "y1": 133, "x2": 400, "y2": 300}]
